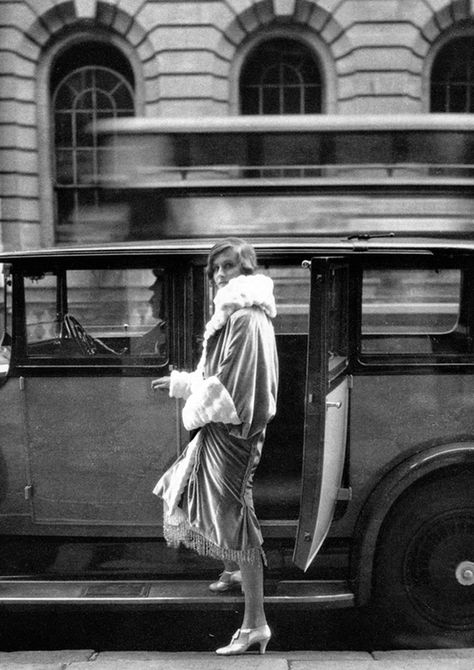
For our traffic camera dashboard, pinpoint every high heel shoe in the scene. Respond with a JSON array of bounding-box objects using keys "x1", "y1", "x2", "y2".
[
  {"x1": 209, "y1": 569, "x2": 242, "y2": 593},
  {"x1": 215, "y1": 624, "x2": 271, "y2": 655}
]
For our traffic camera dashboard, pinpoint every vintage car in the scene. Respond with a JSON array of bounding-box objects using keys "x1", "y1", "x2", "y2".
[{"x1": 0, "y1": 235, "x2": 473, "y2": 647}]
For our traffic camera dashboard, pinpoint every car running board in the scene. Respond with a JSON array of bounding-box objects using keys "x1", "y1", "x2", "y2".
[{"x1": 0, "y1": 579, "x2": 354, "y2": 608}]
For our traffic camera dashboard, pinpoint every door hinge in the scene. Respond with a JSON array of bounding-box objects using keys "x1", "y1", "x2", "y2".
[
  {"x1": 24, "y1": 484, "x2": 34, "y2": 500},
  {"x1": 337, "y1": 487, "x2": 352, "y2": 501},
  {"x1": 348, "y1": 374, "x2": 354, "y2": 389}
]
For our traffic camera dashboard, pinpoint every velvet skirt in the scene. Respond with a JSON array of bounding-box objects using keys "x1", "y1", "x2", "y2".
[{"x1": 162, "y1": 422, "x2": 265, "y2": 565}]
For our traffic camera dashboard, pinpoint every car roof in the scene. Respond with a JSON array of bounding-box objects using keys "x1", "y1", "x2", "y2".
[{"x1": 1, "y1": 235, "x2": 474, "y2": 263}]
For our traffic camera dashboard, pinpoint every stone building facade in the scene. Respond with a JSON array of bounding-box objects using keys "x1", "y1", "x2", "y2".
[{"x1": 0, "y1": 0, "x2": 473, "y2": 251}]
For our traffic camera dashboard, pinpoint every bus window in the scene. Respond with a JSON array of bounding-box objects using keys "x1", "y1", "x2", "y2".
[
  {"x1": 361, "y1": 267, "x2": 463, "y2": 355},
  {"x1": 25, "y1": 267, "x2": 169, "y2": 364}
]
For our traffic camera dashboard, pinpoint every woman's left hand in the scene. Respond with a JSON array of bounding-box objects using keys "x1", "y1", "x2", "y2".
[{"x1": 151, "y1": 376, "x2": 171, "y2": 391}]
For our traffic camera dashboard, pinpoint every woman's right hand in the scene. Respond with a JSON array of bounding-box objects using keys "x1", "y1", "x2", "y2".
[{"x1": 151, "y1": 375, "x2": 171, "y2": 391}]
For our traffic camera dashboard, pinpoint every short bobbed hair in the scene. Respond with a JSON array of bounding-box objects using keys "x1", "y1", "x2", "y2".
[{"x1": 206, "y1": 237, "x2": 258, "y2": 280}]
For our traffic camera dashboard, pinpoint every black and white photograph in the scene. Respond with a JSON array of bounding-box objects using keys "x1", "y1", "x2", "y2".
[{"x1": 0, "y1": 0, "x2": 473, "y2": 667}]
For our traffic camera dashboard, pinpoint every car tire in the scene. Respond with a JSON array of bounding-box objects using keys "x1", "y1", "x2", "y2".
[{"x1": 370, "y1": 470, "x2": 474, "y2": 648}]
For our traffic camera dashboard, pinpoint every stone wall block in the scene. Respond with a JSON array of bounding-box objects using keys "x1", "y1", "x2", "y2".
[
  {"x1": 10, "y1": 125, "x2": 37, "y2": 150},
  {"x1": 141, "y1": 3, "x2": 209, "y2": 24},
  {"x1": 144, "y1": 81, "x2": 160, "y2": 106},
  {"x1": 127, "y1": 20, "x2": 148, "y2": 47},
  {"x1": 319, "y1": 18, "x2": 346, "y2": 45},
  {"x1": 216, "y1": 38, "x2": 236, "y2": 63},
  {"x1": 418, "y1": 17, "x2": 442, "y2": 45},
  {"x1": 307, "y1": 8, "x2": 331, "y2": 32},
  {"x1": 0, "y1": 101, "x2": 36, "y2": 125},
  {"x1": 18, "y1": 35, "x2": 42, "y2": 63},
  {"x1": 24, "y1": 19, "x2": 51, "y2": 46},
  {"x1": 273, "y1": 0, "x2": 297, "y2": 18},
  {"x1": 314, "y1": 0, "x2": 343, "y2": 15},
  {"x1": 435, "y1": 4, "x2": 456, "y2": 28},
  {"x1": 338, "y1": 97, "x2": 422, "y2": 114},
  {"x1": 212, "y1": 75, "x2": 229, "y2": 100},
  {"x1": 345, "y1": 23, "x2": 422, "y2": 49},
  {"x1": 136, "y1": 39, "x2": 155, "y2": 64},
  {"x1": 0, "y1": 77, "x2": 17, "y2": 101},
  {"x1": 2, "y1": 196, "x2": 39, "y2": 222},
  {"x1": 331, "y1": 34, "x2": 355, "y2": 60},
  {"x1": 149, "y1": 26, "x2": 220, "y2": 51},
  {"x1": 39, "y1": 5, "x2": 70, "y2": 33},
  {"x1": 56, "y1": 0, "x2": 78, "y2": 26},
  {"x1": 143, "y1": 59, "x2": 160, "y2": 82},
  {"x1": 157, "y1": 50, "x2": 217, "y2": 75},
  {"x1": 339, "y1": 71, "x2": 422, "y2": 100},
  {"x1": 213, "y1": 56, "x2": 231, "y2": 79},
  {"x1": 225, "y1": 0, "x2": 256, "y2": 17},
  {"x1": 74, "y1": 0, "x2": 97, "y2": 18},
  {"x1": 255, "y1": 0, "x2": 276, "y2": 26},
  {"x1": 293, "y1": 0, "x2": 314, "y2": 25},
  {"x1": 148, "y1": 99, "x2": 227, "y2": 117},
  {"x1": 111, "y1": 8, "x2": 133, "y2": 35},
  {"x1": 2, "y1": 174, "x2": 39, "y2": 198},
  {"x1": 334, "y1": 0, "x2": 401, "y2": 24},
  {"x1": 158, "y1": 74, "x2": 215, "y2": 98},
  {"x1": 0, "y1": 150, "x2": 38, "y2": 174},
  {"x1": 1, "y1": 222, "x2": 42, "y2": 252},
  {"x1": 337, "y1": 48, "x2": 423, "y2": 75},
  {"x1": 24, "y1": 0, "x2": 57, "y2": 17},
  {"x1": 426, "y1": 0, "x2": 454, "y2": 11},
  {"x1": 0, "y1": 53, "x2": 36, "y2": 79},
  {"x1": 135, "y1": 4, "x2": 162, "y2": 28},
  {"x1": 117, "y1": 0, "x2": 145, "y2": 17},
  {"x1": 8, "y1": 74, "x2": 37, "y2": 102},
  {"x1": 451, "y1": 0, "x2": 470, "y2": 20},
  {"x1": 223, "y1": 18, "x2": 247, "y2": 45},
  {"x1": 236, "y1": 4, "x2": 262, "y2": 33},
  {"x1": 96, "y1": 1, "x2": 117, "y2": 26},
  {"x1": 394, "y1": 0, "x2": 433, "y2": 23},
  {"x1": 2, "y1": 4, "x2": 37, "y2": 29}
]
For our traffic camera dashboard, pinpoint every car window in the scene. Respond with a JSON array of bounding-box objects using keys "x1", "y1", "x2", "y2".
[
  {"x1": 24, "y1": 266, "x2": 168, "y2": 364},
  {"x1": 361, "y1": 267, "x2": 463, "y2": 355}
]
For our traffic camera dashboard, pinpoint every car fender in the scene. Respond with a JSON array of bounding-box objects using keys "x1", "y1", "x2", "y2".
[{"x1": 351, "y1": 440, "x2": 474, "y2": 606}]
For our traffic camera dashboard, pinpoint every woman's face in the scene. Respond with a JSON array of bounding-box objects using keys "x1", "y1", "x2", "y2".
[{"x1": 212, "y1": 248, "x2": 242, "y2": 289}]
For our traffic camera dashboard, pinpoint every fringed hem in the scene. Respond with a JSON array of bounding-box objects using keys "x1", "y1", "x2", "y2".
[{"x1": 163, "y1": 519, "x2": 266, "y2": 566}]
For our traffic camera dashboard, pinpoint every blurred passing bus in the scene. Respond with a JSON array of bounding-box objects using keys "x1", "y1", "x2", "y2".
[
  {"x1": 0, "y1": 115, "x2": 473, "y2": 648},
  {"x1": 91, "y1": 113, "x2": 474, "y2": 241}
]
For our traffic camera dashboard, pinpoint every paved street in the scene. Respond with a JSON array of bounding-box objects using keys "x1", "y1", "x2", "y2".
[{"x1": 0, "y1": 649, "x2": 473, "y2": 670}]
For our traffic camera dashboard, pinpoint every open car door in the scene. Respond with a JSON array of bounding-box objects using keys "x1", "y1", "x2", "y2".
[{"x1": 293, "y1": 258, "x2": 350, "y2": 572}]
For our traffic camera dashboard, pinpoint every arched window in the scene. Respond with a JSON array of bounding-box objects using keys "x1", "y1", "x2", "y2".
[
  {"x1": 240, "y1": 38, "x2": 322, "y2": 114},
  {"x1": 431, "y1": 37, "x2": 474, "y2": 112},
  {"x1": 51, "y1": 43, "x2": 135, "y2": 233}
]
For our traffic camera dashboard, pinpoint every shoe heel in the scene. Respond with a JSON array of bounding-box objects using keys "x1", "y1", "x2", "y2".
[{"x1": 259, "y1": 638, "x2": 269, "y2": 654}]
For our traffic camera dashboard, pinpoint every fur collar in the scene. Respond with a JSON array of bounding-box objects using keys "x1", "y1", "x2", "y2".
[
  {"x1": 197, "y1": 274, "x2": 277, "y2": 371},
  {"x1": 204, "y1": 274, "x2": 277, "y2": 341}
]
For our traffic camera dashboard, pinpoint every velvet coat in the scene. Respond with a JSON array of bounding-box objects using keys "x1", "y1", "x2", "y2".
[{"x1": 153, "y1": 274, "x2": 278, "y2": 564}]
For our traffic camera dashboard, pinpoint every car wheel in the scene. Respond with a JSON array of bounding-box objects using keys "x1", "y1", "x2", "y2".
[{"x1": 370, "y1": 471, "x2": 474, "y2": 648}]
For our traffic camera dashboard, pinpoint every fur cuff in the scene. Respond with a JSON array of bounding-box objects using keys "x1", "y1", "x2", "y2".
[
  {"x1": 182, "y1": 375, "x2": 240, "y2": 431},
  {"x1": 169, "y1": 369, "x2": 204, "y2": 399}
]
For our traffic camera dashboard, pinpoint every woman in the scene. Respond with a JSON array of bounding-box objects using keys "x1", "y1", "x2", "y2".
[{"x1": 152, "y1": 237, "x2": 278, "y2": 655}]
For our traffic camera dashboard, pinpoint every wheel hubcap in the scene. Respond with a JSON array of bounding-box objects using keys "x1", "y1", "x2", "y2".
[{"x1": 455, "y1": 561, "x2": 474, "y2": 586}]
